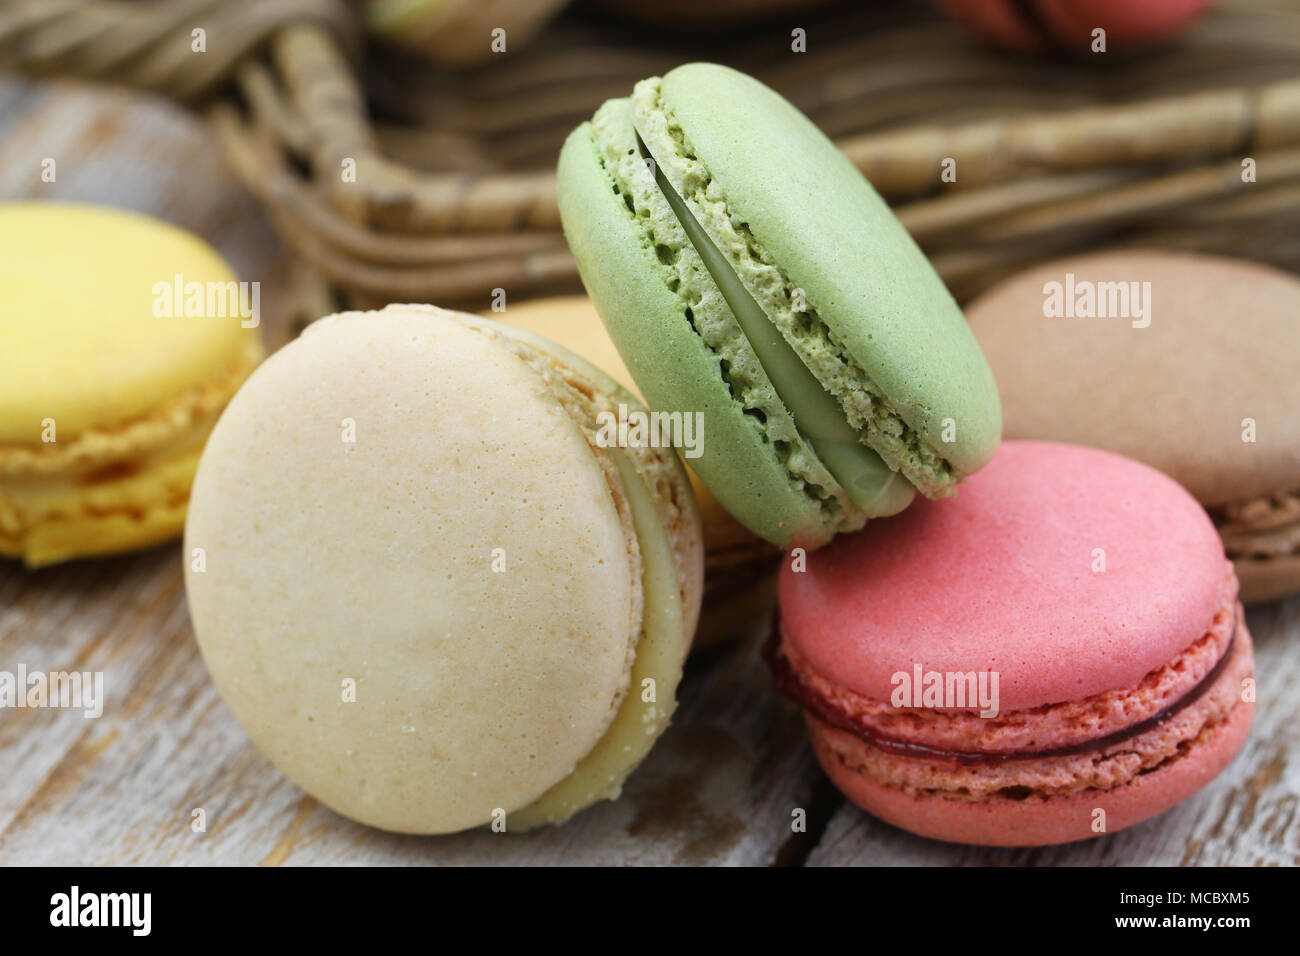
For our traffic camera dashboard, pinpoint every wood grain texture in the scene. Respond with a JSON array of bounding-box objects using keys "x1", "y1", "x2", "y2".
[{"x1": 1, "y1": 78, "x2": 1297, "y2": 867}]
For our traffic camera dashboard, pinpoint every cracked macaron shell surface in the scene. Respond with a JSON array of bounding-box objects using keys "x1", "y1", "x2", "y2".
[{"x1": 557, "y1": 62, "x2": 1001, "y2": 550}]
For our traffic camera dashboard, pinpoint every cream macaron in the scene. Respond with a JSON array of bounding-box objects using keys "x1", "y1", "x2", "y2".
[{"x1": 184, "y1": 304, "x2": 703, "y2": 833}]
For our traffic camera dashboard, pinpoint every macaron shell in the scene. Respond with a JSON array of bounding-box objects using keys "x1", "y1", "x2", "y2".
[
  {"x1": 1, "y1": 429, "x2": 205, "y2": 567},
  {"x1": 0, "y1": 202, "x2": 263, "y2": 566},
  {"x1": 510, "y1": 445, "x2": 685, "y2": 827},
  {"x1": 494, "y1": 296, "x2": 635, "y2": 393},
  {"x1": 496, "y1": 295, "x2": 775, "y2": 570},
  {"x1": 657, "y1": 63, "x2": 1001, "y2": 478},
  {"x1": 558, "y1": 121, "x2": 833, "y2": 547},
  {"x1": 966, "y1": 251, "x2": 1300, "y2": 507},
  {"x1": 363, "y1": 0, "x2": 567, "y2": 66},
  {"x1": 810, "y1": 692, "x2": 1253, "y2": 847},
  {"x1": 781, "y1": 441, "x2": 1227, "y2": 712},
  {"x1": 0, "y1": 202, "x2": 257, "y2": 444},
  {"x1": 494, "y1": 296, "x2": 776, "y2": 650},
  {"x1": 185, "y1": 308, "x2": 639, "y2": 834},
  {"x1": 941, "y1": 0, "x2": 1211, "y2": 52},
  {"x1": 939, "y1": 0, "x2": 1047, "y2": 51},
  {"x1": 433, "y1": 308, "x2": 704, "y2": 824},
  {"x1": 1035, "y1": 0, "x2": 1213, "y2": 48},
  {"x1": 461, "y1": 307, "x2": 705, "y2": 644}
]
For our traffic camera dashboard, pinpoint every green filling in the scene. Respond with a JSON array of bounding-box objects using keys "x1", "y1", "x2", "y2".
[{"x1": 643, "y1": 139, "x2": 915, "y2": 517}]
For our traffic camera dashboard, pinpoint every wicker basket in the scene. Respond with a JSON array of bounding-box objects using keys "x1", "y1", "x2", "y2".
[{"x1": 4, "y1": 0, "x2": 1300, "y2": 318}]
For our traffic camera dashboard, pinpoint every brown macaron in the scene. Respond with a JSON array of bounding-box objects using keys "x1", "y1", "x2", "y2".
[{"x1": 967, "y1": 250, "x2": 1300, "y2": 603}]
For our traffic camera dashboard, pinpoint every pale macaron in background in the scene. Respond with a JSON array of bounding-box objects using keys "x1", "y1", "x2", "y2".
[
  {"x1": 940, "y1": 0, "x2": 1213, "y2": 52},
  {"x1": 184, "y1": 304, "x2": 704, "y2": 834},
  {"x1": 584, "y1": 0, "x2": 843, "y2": 28},
  {"x1": 771, "y1": 441, "x2": 1254, "y2": 847},
  {"x1": 0, "y1": 201, "x2": 263, "y2": 568},
  {"x1": 558, "y1": 62, "x2": 1002, "y2": 550},
  {"x1": 967, "y1": 250, "x2": 1300, "y2": 603},
  {"x1": 497, "y1": 294, "x2": 779, "y2": 650},
  {"x1": 360, "y1": 0, "x2": 569, "y2": 65}
]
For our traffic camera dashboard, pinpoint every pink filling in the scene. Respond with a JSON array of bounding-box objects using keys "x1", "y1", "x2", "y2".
[{"x1": 812, "y1": 615, "x2": 1252, "y2": 800}]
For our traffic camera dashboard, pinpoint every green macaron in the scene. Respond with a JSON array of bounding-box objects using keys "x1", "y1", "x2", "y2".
[{"x1": 557, "y1": 62, "x2": 1001, "y2": 548}]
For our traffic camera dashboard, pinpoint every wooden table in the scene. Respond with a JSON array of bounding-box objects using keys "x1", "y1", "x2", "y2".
[{"x1": 2, "y1": 79, "x2": 1297, "y2": 866}]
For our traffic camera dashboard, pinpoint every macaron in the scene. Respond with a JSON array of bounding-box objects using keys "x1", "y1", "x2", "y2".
[
  {"x1": 584, "y1": 0, "x2": 842, "y2": 29},
  {"x1": 361, "y1": 0, "x2": 568, "y2": 65},
  {"x1": 185, "y1": 304, "x2": 704, "y2": 833},
  {"x1": 557, "y1": 62, "x2": 1001, "y2": 550},
  {"x1": 770, "y1": 441, "x2": 1254, "y2": 847},
  {"x1": 498, "y1": 295, "x2": 779, "y2": 649},
  {"x1": 966, "y1": 250, "x2": 1300, "y2": 603},
  {"x1": 0, "y1": 202, "x2": 263, "y2": 567},
  {"x1": 940, "y1": 0, "x2": 1213, "y2": 53}
]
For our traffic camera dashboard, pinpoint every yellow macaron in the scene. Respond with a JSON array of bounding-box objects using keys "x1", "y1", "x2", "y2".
[
  {"x1": 496, "y1": 295, "x2": 779, "y2": 648},
  {"x1": 0, "y1": 202, "x2": 263, "y2": 566}
]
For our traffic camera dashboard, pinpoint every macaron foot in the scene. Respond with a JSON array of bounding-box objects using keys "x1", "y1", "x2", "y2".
[{"x1": 802, "y1": 597, "x2": 1255, "y2": 847}]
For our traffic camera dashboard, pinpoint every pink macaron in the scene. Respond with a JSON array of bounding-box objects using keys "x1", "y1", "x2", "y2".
[
  {"x1": 940, "y1": 0, "x2": 1213, "y2": 54},
  {"x1": 769, "y1": 441, "x2": 1254, "y2": 847}
]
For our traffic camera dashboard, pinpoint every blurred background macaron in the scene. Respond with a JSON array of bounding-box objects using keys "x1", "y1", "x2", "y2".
[
  {"x1": 967, "y1": 250, "x2": 1300, "y2": 603},
  {"x1": 360, "y1": 0, "x2": 570, "y2": 65},
  {"x1": 940, "y1": 0, "x2": 1213, "y2": 53},
  {"x1": 771, "y1": 441, "x2": 1253, "y2": 846},
  {"x1": 0, "y1": 202, "x2": 263, "y2": 568},
  {"x1": 498, "y1": 295, "x2": 779, "y2": 650},
  {"x1": 558, "y1": 63, "x2": 1001, "y2": 551},
  {"x1": 582, "y1": 0, "x2": 844, "y2": 30},
  {"x1": 185, "y1": 304, "x2": 703, "y2": 833}
]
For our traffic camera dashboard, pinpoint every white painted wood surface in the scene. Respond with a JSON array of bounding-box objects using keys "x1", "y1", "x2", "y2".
[{"x1": 0, "y1": 79, "x2": 1295, "y2": 866}]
